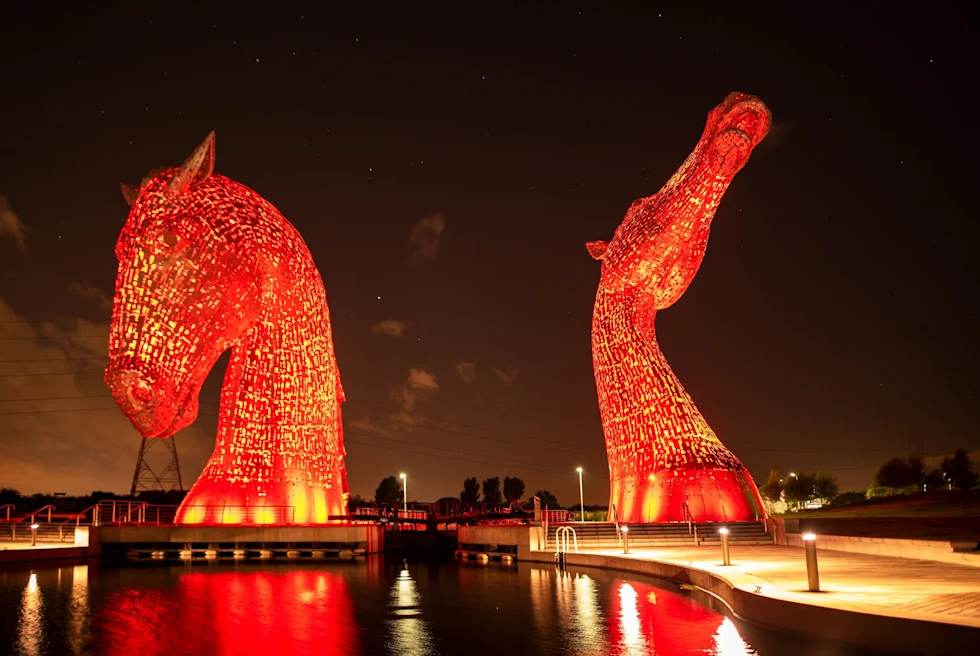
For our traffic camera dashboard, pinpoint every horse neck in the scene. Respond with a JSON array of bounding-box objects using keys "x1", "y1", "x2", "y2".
[
  {"x1": 218, "y1": 263, "x2": 339, "y2": 446},
  {"x1": 592, "y1": 287, "x2": 714, "y2": 438}
]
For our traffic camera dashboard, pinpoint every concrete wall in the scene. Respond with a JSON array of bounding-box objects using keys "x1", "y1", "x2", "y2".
[
  {"x1": 99, "y1": 524, "x2": 384, "y2": 553},
  {"x1": 766, "y1": 518, "x2": 980, "y2": 568},
  {"x1": 458, "y1": 524, "x2": 544, "y2": 559}
]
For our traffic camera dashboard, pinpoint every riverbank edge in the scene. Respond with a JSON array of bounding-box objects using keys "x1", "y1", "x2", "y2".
[
  {"x1": 523, "y1": 549, "x2": 977, "y2": 656},
  {"x1": 458, "y1": 525, "x2": 977, "y2": 655}
]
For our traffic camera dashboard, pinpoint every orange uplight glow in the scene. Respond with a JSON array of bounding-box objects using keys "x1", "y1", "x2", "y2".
[
  {"x1": 105, "y1": 132, "x2": 348, "y2": 525},
  {"x1": 588, "y1": 93, "x2": 770, "y2": 523}
]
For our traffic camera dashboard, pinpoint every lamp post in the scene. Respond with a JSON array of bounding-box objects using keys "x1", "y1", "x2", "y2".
[
  {"x1": 719, "y1": 527, "x2": 731, "y2": 566},
  {"x1": 30, "y1": 523, "x2": 39, "y2": 547},
  {"x1": 621, "y1": 526, "x2": 629, "y2": 554},
  {"x1": 576, "y1": 467, "x2": 585, "y2": 522},
  {"x1": 802, "y1": 533, "x2": 820, "y2": 592},
  {"x1": 399, "y1": 473, "x2": 407, "y2": 514}
]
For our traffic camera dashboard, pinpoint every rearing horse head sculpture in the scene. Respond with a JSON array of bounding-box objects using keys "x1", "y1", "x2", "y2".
[
  {"x1": 589, "y1": 93, "x2": 771, "y2": 523},
  {"x1": 106, "y1": 133, "x2": 348, "y2": 524}
]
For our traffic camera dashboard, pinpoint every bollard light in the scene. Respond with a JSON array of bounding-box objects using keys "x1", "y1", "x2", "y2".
[
  {"x1": 621, "y1": 526, "x2": 630, "y2": 554},
  {"x1": 30, "y1": 523, "x2": 39, "y2": 547},
  {"x1": 719, "y1": 527, "x2": 731, "y2": 566},
  {"x1": 802, "y1": 533, "x2": 820, "y2": 592},
  {"x1": 576, "y1": 467, "x2": 585, "y2": 522}
]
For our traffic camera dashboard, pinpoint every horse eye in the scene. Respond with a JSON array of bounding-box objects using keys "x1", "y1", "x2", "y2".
[{"x1": 161, "y1": 231, "x2": 178, "y2": 247}]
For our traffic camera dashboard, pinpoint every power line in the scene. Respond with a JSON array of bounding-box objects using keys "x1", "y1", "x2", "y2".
[
  {"x1": 341, "y1": 376, "x2": 590, "y2": 433},
  {"x1": 0, "y1": 356, "x2": 106, "y2": 363},
  {"x1": 0, "y1": 335, "x2": 107, "y2": 341},
  {"x1": 0, "y1": 394, "x2": 109, "y2": 403},
  {"x1": 343, "y1": 434, "x2": 577, "y2": 475},
  {"x1": 0, "y1": 371, "x2": 104, "y2": 379},
  {"x1": 345, "y1": 402, "x2": 601, "y2": 454}
]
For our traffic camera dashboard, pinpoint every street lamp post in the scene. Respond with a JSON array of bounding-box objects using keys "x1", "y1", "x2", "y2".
[
  {"x1": 576, "y1": 467, "x2": 585, "y2": 522},
  {"x1": 399, "y1": 473, "x2": 407, "y2": 514},
  {"x1": 30, "y1": 523, "x2": 39, "y2": 547}
]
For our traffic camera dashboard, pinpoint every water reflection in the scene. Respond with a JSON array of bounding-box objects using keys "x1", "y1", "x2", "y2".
[
  {"x1": 93, "y1": 567, "x2": 360, "y2": 655},
  {"x1": 68, "y1": 565, "x2": 90, "y2": 655},
  {"x1": 617, "y1": 583, "x2": 645, "y2": 655},
  {"x1": 386, "y1": 561, "x2": 436, "y2": 656},
  {"x1": 0, "y1": 557, "x2": 869, "y2": 655},
  {"x1": 16, "y1": 573, "x2": 44, "y2": 656}
]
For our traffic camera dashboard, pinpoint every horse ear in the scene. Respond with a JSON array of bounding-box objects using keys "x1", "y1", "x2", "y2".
[
  {"x1": 121, "y1": 183, "x2": 140, "y2": 206},
  {"x1": 586, "y1": 240, "x2": 609, "y2": 260},
  {"x1": 169, "y1": 131, "x2": 216, "y2": 194}
]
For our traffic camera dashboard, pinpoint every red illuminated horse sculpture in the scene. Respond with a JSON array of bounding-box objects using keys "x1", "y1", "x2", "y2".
[
  {"x1": 105, "y1": 132, "x2": 348, "y2": 524},
  {"x1": 588, "y1": 92, "x2": 770, "y2": 523}
]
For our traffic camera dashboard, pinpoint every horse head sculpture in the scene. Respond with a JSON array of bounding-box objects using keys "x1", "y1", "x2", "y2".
[
  {"x1": 589, "y1": 93, "x2": 771, "y2": 523},
  {"x1": 106, "y1": 133, "x2": 348, "y2": 524}
]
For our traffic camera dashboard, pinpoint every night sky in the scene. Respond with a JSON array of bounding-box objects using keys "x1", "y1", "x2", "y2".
[{"x1": 1, "y1": 3, "x2": 976, "y2": 503}]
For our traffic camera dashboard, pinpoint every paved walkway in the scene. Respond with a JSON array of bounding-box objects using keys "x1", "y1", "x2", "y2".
[
  {"x1": 0, "y1": 541, "x2": 78, "y2": 551},
  {"x1": 587, "y1": 544, "x2": 980, "y2": 624}
]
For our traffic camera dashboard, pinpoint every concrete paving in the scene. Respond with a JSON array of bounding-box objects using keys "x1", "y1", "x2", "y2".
[
  {"x1": 0, "y1": 541, "x2": 78, "y2": 551},
  {"x1": 587, "y1": 544, "x2": 980, "y2": 624}
]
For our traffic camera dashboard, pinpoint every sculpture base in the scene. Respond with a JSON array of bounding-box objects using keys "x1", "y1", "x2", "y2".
[{"x1": 610, "y1": 468, "x2": 764, "y2": 523}]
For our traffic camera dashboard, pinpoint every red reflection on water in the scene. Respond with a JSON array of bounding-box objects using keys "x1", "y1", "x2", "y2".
[
  {"x1": 606, "y1": 579, "x2": 731, "y2": 655},
  {"x1": 92, "y1": 569, "x2": 360, "y2": 656}
]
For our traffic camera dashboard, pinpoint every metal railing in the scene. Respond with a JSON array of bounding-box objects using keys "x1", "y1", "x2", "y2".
[
  {"x1": 610, "y1": 503, "x2": 622, "y2": 547},
  {"x1": 0, "y1": 504, "x2": 13, "y2": 521},
  {"x1": 96, "y1": 500, "x2": 149, "y2": 525},
  {"x1": 682, "y1": 501, "x2": 699, "y2": 545},
  {"x1": 555, "y1": 525, "x2": 578, "y2": 554}
]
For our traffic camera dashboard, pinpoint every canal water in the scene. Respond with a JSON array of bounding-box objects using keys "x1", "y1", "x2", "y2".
[{"x1": 0, "y1": 556, "x2": 897, "y2": 655}]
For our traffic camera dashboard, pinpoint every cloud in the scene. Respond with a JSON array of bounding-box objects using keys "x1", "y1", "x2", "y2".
[
  {"x1": 456, "y1": 362, "x2": 476, "y2": 383},
  {"x1": 0, "y1": 295, "x2": 216, "y2": 495},
  {"x1": 0, "y1": 194, "x2": 29, "y2": 251},
  {"x1": 68, "y1": 281, "x2": 113, "y2": 313},
  {"x1": 492, "y1": 366, "x2": 519, "y2": 385},
  {"x1": 407, "y1": 367, "x2": 440, "y2": 392},
  {"x1": 388, "y1": 367, "x2": 439, "y2": 425},
  {"x1": 408, "y1": 214, "x2": 446, "y2": 264},
  {"x1": 371, "y1": 319, "x2": 411, "y2": 338},
  {"x1": 348, "y1": 415, "x2": 392, "y2": 437}
]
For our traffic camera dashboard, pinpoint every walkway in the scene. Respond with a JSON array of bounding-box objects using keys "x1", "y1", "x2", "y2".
[{"x1": 587, "y1": 544, "x2": 980, "y2": 625}]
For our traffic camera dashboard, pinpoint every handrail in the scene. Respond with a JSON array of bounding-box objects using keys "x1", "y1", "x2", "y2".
[
  {"x1": 555, "y1": 526, "x2": 578, "y2": 554},
  {"x1": 682, "y1": 501, "x2": 699, "y2": 545},
  {"x1": 9, "y1": 504, "x2": 57, "y2": 526},
  {"x1": 610, "y1": 503, "x2": 621, "y2": 547},
  {"x1": 56, "y1": 504, "x2": 102, "y2": 540},
  {"x1": 97, "y1": 500, "x2": 148, "y2": 524},
  {"x1": 0, "y1": 504, "x2": 13, "y2": 521}
]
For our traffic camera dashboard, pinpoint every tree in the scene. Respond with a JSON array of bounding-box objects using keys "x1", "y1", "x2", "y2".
[
  {"x1": 503, "y1": 476, "x2": 525, "y2": 503},
  {"x1": 940, "y1": 449, "x2": 978, "y2": 490},
  {"x1": 0, "y1": 488, "x2": 21, "y2": 505},
  {"x1": 759, "y1": 469, "x2": 782, "y2": 503},
  {"x1": 534, "y1": 489, "x2": 560, "y2": 509},
  {"x1": 346, "y1": 494, "x2": 371, "y2": 513},
  {"x1": 482, "y1": 477, "x2": 503, "y2": 508},
  {"x1": 813, "y1": 472, "x2": 839, "y2": 502},
  {"x1": 873, "y1": 455, "x2": 924, "y2": 491},
  {"x1": 375, "y1": 476, "x2": 402, "y2": 506},
  {"x1": 460, "y1": 477, "x2": 480, "y2": 506},
  {"x1": 923, "y1": 468, "x2": 944, "y2": 491},
  {"x1": 783, "y1": 473, "x2": 816, "y2": 507}
]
